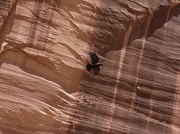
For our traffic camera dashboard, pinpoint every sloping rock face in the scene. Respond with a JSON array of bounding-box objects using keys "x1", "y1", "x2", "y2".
[{"x1": 0, "y1": 0, "x2": 180, "y2": 134}]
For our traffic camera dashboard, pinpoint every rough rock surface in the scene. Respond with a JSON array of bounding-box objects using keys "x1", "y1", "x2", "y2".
[{"x1": 0, "y1": 0, "x2": 180, "y2": 134}]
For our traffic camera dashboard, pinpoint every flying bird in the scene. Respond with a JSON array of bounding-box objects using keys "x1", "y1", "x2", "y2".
[{"x1": 86, "y1": 52, "x2": 103, "y2": 75}]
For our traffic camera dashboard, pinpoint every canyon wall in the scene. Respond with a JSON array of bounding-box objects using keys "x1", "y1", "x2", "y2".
[{"x1": 0, "y1": 0, "x2": 180, "y2": 134}]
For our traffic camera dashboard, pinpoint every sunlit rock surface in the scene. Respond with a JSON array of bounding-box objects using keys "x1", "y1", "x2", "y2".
[{"x1": 0, "y1": 0, "x2": 180, "y2": 134}]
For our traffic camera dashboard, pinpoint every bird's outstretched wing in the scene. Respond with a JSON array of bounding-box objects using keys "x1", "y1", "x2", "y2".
[{"x1": 89, "y1": 52, "x2": 99, "y2": 64}]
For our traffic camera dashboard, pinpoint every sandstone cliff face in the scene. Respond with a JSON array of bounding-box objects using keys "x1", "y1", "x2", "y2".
[{"x1": 0, "y1": 0, "x2": 180, "y2": 134}]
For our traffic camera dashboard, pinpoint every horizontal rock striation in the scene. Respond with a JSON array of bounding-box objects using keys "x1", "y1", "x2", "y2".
[{"x1": 0, "y1": 0, "x2": 180, "y2": 134}]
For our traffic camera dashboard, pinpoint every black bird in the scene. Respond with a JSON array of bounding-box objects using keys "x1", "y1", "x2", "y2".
[{"x1": 86, "y1": 52, "x2": 103, "y2": 75}]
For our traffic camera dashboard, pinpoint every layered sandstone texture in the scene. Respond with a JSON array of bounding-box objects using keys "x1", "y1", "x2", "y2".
[{"x1": 0, "y1": 0, "x2": 180, "y2": 134}]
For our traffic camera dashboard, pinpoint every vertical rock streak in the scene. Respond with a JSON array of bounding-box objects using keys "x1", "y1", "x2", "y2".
[
  {"x1": 106, "y1": 24, "x2": 133, "y2": 133},
  {"x1": 146, "y1": 6, "x2": 171, "y2": 130}
]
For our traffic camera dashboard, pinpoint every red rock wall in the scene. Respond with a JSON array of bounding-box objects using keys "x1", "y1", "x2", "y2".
[{"x1": 0, "y1": 0, "x2": 180, "y2": 134}]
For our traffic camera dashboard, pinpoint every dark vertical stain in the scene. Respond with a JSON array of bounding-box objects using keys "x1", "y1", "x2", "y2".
[
  {"x1": 0, "y1": 0, "x2": 18, "y2": 45},
  {"x1": 27, "y1": 0, "x2": 44, "y2": 47}
]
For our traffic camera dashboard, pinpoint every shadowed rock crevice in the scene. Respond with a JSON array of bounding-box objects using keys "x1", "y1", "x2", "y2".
[{"x1": 148, "y1": 4, "x2": 180, "y2": 38}]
